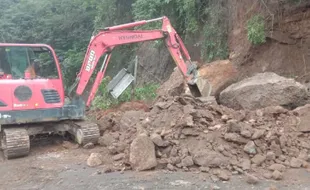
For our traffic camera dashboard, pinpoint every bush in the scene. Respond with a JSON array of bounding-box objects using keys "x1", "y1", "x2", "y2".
[
  {"x1": 247, "y1": 15, "x2": 266, "y2": 45},
  {"x1": 92, "y1": 77, "x2": 159, "y2": 110}
]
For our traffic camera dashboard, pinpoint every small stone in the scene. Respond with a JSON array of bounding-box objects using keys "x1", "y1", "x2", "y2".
[
  {"x1": 290, "y1": 157, "x2": 303, "y2": 168},
  {"x1": 200, "y1": 166, "x2": 210, "y2": 173},
  {"x1": 245, "y1": 173, "x2": 259, "y2": 184},
  {"x1": 268, "y1": 164, "x2": 286, "y2": 172},
  {"x1": 181, "y1": 128, "x2": 199, "y2": 136},
  {"x1": 251, "y1": 154, "x2": 266, "y2": 166},
  {"x1": 217, "y1": 145, "x2": 225, "y2": 152},
  {"x1": 278, "y1": 155, "x2": 286, "y2": 161},
  {"x1": 265, "y1": 185, "x2": 278, "y2": 190},
  {"x1": 241, "y1": 159, "x2": 251, "y2": 170},
  {"x1": 98, "y1": 134, "x2": 115, "y2": 147},
  {"x1": 209, "y1": 124, "x2": 222, "y2": 131},
  {"x1": 167, "y1": 163, "x2": 176, "y2": 171},
  {"x1": 112, "y1": 153, "x2": 125, "y2": 161},
  {"x1": 240, "y1": 130, "x2": 252, "y2": 138},
  {"x1": 217, "y1": 170, "x2": 231, "y2": 181},
  {"x1": 169, "y1": 157, "x2": 181, "y2": 165},
  {"x1": 151, "y1": 133, "x2": 168, "y2": 147},
  {"x1": 83, "y1": 142, "x2": 95, "y2": 149},
  {"x1": 272, "y1": 170, "x2": 283, "y2": 180},
  {"x1": 251, "y1": 129, "x2": 265, "y2": 140},
  {"x1": 62, "y1": 141, "x2": 79, "y2": 149},
  {"x1": 298, "y1": 150, "x2": 309, "y2": 161},
  {"x1": 102, "y1": 167, "x2": 112, "y2": 173},
  {"x1": 224, "y1": 133, "x2": 248, "y2": 144},
  {"x1": 182, "y1": 156, "x2": 194, "y2": 167},
  {"x1": 211, "y1": 185, "x2": 221, "y2": 190},
  {"x1": 227, "y1": 120, "x2": 241, "y2": 133},
  {"x1": 263, "y1": 172, "x2": 272, "y2": 179},
  {"x1": 87, "y1": 153, "x2": 102, "y2": 167},
  {"x1": 221, "y1": 115, "x2": 229, "y2": 122},
  {"x1": 244, "y1": 141, "x2": 257, "y2": 154},
  {"x1": 266, "y1": 151, "x2": 276, "y2": 161},
  {"x1": 210, "y1": 175, "x2": 220, "y2": 182}
]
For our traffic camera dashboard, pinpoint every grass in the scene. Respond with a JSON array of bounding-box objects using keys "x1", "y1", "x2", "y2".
[{"x1": 92, "y1": 77, "x2": 159, "y2": 110}]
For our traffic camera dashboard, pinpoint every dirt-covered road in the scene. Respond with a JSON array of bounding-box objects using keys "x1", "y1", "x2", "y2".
[{"x1": 1, "y1": 139, "x2": 310, "y2": 190}]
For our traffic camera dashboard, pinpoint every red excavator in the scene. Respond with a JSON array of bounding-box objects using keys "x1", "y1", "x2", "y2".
[{"x1": 0, "y1": 16, "x2": 210, "y2": 159}]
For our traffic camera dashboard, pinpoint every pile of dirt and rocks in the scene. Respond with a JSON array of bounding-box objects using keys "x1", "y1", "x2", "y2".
[{"x1": 88, "y1": 92, "x2": 310, "y2": 182}]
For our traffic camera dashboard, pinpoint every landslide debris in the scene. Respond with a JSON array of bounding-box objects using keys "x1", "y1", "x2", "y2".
[{"x1": 87, "y1": 92, "x2": 310, "y2": 181}]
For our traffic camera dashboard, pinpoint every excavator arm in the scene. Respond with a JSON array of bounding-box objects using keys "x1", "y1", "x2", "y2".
[{"x1": 74, "y1": 16, "x2": 207, "y2": 107}]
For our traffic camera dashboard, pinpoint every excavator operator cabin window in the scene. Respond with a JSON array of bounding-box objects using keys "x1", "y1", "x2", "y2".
[{"x1": 0, "y1": 46, "x2": 59, "y2": 79}]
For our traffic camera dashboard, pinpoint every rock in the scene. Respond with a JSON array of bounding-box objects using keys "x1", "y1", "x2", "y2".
[
  {"x1": 263, "y1": 172, "x2": 272, "y2": 179},
  {"x1": 272, "y1": 170, "x2": 283, "y2": 180},
  {"x1": 181, "y1": 128, "x2": 199, "y2": 136},
  {"x1": 167, "y1": 163, "x2": 176, "y2": 171},
  {"x1": 293, "y1": 104, "x2": 310, "y2": 132},
  {"x1": 244, "y1": 141, "x2": 257, "y2": 154},
  {"x1": 151, "y1": 133, "x2": 168, "y2": 147},
  {"x1": 129, "y1": 134, "x2": 157, "y2": 171},
  {"x1": 219, "y1": 72, "x2": 308, "y2": 110},
  {"x1": 241, "y1": 159, "x2": 251, "y2": 170},
  {"x1": 193, "y1": 151, "x2": 228, "y2": 167},
  {"x1": 62, "y1": 141, "x2": 79, "y2": 149},
  {"x1": 113, "y1": 153, "x2": 125, "y2": 161},
  {"x1": 120, "y1": 111, "x2": 144, "y2": 129},
  {"x1": 102, "y1": 166, "x2": 113, "y2": 173},
  {"x1": 268, "y1": 164, "x2": 286, "y2": 172},
  {"x1": 279, "y1": 155, "x2": 286, "y2": 161},
  {"x1": 87, "y1": 153, "x2": 102, "y2": 167},
  {"x1": 245, "y1": 173, "x2": 259, "y2": 184},
  {"x1": 98, "y1": 134, "x2": 115, "y2": 147},
  {"x1": 266, "y1": 151, "x2": 276, "y2": 161},
  {"x1": 270, "y1": 141, "x2": 282, "y2": 157},
  {"x1": 290, "y1": 157, "x2": 303, "y2": 168},
  {"x1": 216, "y1": 170, "x2": 231, "y2": 181},
  {"x1": 298, "y1": 150, "x2": 309, "y2": 161},
  {"x1": 265, "y1": 185, "x2": 278, "y2": 190},
  {"x1": 200, "y1": 167, "x2": 210, "y2": 173},
  {"x1": 227, "y1": 120, "x2": 241, "y2": 133},
  {"x1": 83, "y1": 142, "x2": 95, "y2": 149},
  {"x1": 251, "y1": 129, "x2": 265, "y2": 140},
  {"x1": 251, "y1": 154, "x2": 266, "y2": 166},
  {"x1": 211, "y1": 185, "x2": 221, "y2": 190},
  {"x1": 182, "y1": 156, "x2": 194, "y2": 167},
  {"x1": 156, "y1": 68, "x2": 186, "y2": 97},
  {"x1": 240, "y1": 130, "x2": 252, "y2": 138},
  {"x1": 224, "y1": 133, "x2": 248, "y2": 144}
]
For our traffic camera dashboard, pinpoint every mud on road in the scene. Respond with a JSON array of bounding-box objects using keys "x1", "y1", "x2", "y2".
[{"x1": 0, "y1": 137, "x2": 310, "y2": 190}]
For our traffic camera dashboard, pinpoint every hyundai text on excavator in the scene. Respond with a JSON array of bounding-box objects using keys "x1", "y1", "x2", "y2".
[{"x1": 0, "y1": 16, "x2": 210, "y2": 159}]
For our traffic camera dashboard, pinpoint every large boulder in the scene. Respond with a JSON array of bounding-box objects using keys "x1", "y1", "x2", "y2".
[
  {"x1": 129, "y1": 134, "x2": 157, "y2": 171},
  {"x1": 197, "y1": 60, "x2": 238, "y2": 97},
  {"x1": 219, "y1": 72, "x2": 308, "y2": 110}
]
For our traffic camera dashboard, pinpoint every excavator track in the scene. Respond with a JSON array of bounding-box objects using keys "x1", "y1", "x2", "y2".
[
  {"x1": 69, "y1": 121, "x2": 100, "y2": 145},
  {"x1": 1, "y1": 128, "x2": 30, "y2": 159}
]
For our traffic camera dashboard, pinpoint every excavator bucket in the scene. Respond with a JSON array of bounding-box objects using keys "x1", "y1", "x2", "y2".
[
  {"x1": 196, "y1": 76, "x2": 212, "y2": 97},
  {"x1": 188, "y1": 76, "x2": 212, "y2": 97}
]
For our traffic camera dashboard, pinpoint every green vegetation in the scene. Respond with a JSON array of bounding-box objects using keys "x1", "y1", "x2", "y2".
[
  {"x1": 0, "y1": 0, "x2": 230, "y2": 108},
  {"x1": 92, "y1": 77, "x2": 159, "y2": 110},
  {"x1": 247, "y1": 15, "x2": 266, "y2": 45}
]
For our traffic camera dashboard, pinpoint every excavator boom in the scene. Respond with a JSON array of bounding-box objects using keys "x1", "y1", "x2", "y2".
[{"x1": 74, "y1": 16, "x2": 210, "y2": 106}]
